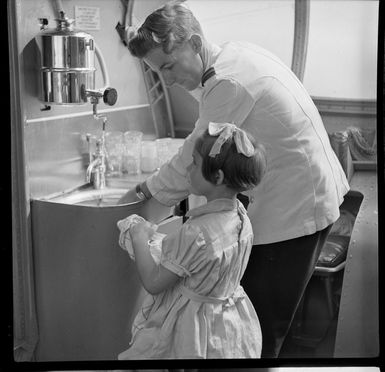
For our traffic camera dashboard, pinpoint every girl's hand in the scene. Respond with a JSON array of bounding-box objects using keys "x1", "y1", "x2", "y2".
[{"x1": 130, "y1": 221, "x2": 157, "y2": 241}]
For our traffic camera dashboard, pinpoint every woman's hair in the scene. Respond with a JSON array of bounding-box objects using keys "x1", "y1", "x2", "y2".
[
  {"x1": 128, "y1": 1, "x2": 203, "y2": 58},
  {"x1": 194, "y1": 129, "x2": 267, "y2": 192}
]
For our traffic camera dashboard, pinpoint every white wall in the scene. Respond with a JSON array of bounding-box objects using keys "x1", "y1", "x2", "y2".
[
  {"x1": 187, "y1": 0, "x2": 379, "y2": 99},
  {"x1": 187, "y1": 0, "x2": 295, "y2": 68},
  {"x1": 304, "y1": 0, "x2": 378, "y2": 99}
]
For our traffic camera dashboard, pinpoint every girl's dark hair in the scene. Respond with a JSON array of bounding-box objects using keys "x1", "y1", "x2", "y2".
[
  {"x1": 194, "y1": 129, "x2": 267, "y2": 192},
  {"x1": 128, "y1": 1, "x2": 203, "y2": 58}
]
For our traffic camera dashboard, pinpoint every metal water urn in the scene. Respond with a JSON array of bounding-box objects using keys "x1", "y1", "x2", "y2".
[{"x1": 36, "y1": 11, "x2": 96, "y2": 105}]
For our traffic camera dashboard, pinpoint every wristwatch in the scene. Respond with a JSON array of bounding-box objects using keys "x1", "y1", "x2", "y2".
[
  {"x1": 135, "y1": 183, "x2": 151, "y2": 201},
  {"x1": 135, "y1": 184, "x2": 146, "y2": 200}
]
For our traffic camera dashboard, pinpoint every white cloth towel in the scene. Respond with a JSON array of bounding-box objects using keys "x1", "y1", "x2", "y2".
[{"x1": 117, "y1": 214, "x2": 165, "y2": 263}]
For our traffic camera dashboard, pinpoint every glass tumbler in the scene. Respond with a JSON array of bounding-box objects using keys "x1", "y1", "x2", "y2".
[
  {"x1": 123, "y1": 130, "x2": 143, "y2": 174},
  {"x1": 141, "y1": 140, "x2": 158, "y2": 173},
  {"x1": 104, "y1": 131, "x2": 124, "y2": 177},
  {"x1": 155, "y1": 137, "x2": 172, "y2": 169}
]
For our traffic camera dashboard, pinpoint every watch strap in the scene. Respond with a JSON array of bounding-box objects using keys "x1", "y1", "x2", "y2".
[{"x1": 135, "y1": 182, "x2": 152, "y2": 201}]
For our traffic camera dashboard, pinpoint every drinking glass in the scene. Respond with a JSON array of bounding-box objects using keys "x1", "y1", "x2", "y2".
[
  {"x1": 155, "y1": 137, "x2": 172, "y2": 169},
  {"x1": 123, "y1": 130, "x2": 143, "y2": 174},
  {"x1": 141, "y1": 140, "x2": 158, "y2": 173},
  {"x1": 104, "y1": 131, "x2": 124, "y2": 177}
]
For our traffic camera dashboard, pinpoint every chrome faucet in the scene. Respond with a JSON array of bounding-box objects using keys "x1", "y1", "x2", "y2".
[
  {"x1": 86, "y1": 138, "x2": 106, "y2": 189},
  {"x1": 85, "y1": 97, "x2": 116, "y2": 189}
]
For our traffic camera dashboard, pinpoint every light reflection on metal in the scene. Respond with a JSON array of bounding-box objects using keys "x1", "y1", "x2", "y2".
[{"x1": 291, "y1": 0, "x2": 310, "y2": 82}]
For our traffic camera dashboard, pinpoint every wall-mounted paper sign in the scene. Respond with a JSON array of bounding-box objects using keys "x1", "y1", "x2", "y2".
[{"x1": 75, "y1": 6, "x2": 100, "y2": 30}]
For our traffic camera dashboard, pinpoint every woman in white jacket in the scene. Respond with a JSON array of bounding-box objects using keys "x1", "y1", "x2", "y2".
[{"x1": 120, "y1": 0, "x2": 349, "y2": 358}]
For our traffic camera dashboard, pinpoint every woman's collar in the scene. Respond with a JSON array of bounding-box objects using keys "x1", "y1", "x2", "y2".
[{"x1": 199, "y1": 40, "x2": 221, "y2": 79}]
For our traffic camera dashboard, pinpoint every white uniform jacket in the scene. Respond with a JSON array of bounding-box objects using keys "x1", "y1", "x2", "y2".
[{"x1": 146, "y1": 41, "x2": 350, "y2": 245}]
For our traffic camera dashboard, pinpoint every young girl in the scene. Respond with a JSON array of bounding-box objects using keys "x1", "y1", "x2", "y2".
[{"x1": 118, "y1": 122, "x2": 266, "y2": 359}]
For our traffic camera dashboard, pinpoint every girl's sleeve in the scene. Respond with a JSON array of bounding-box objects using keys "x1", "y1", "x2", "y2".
[{"x1": 159, "y1": 223, "x2": 206, "y2": 277}]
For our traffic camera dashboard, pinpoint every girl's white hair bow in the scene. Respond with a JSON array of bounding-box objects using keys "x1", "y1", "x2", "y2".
[{"x1": 208, "y1": 122, "x2": 255, "y2": 157}]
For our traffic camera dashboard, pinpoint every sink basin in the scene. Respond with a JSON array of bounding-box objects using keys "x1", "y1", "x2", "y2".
[
  {"x1": 31, "y1": 187, "x2": 146, "y2": 361},
  {"x1": 30, "y1": 185, "x2": 173, "y2": 360},
  {"x1": 45, "y1": 187, "x2": 139, "y2": 207}
]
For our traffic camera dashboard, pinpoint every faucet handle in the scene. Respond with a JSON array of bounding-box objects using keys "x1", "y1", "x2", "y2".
[{"x1": 103, "y1": 88, "x2": 118, "y2": 106}]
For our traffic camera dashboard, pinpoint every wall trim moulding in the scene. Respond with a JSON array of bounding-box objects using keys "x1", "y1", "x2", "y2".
[
  {"x1": 25, "y1": 103, "x2": 150, "y2": 125},
  {"x1": 9, "y1": 0, "x2": 38, "y2": 361},
  {"x1": 312, "y1": 97, "x2": 377, "y2": 116}
]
